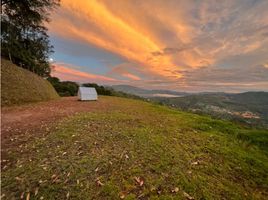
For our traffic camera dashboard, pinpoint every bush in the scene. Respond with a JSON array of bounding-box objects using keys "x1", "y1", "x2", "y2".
[{"x1": 47, "y1": 77, "x2": 78, "y2": 96}]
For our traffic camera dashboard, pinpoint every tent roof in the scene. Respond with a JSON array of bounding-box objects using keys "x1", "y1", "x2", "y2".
[{"x1": 79, "y1": 87, "x2": 97, "y2": 94}]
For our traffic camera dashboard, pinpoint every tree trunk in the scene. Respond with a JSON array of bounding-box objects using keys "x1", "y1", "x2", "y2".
[{"x1": 8, "y1": 50, "x2": 12, "y2": 62}]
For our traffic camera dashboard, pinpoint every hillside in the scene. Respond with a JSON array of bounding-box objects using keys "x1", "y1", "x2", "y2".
[
  {"x1": 1, "y1": 59, "x2": 59, "y2": 106},
  {"x1": 151, "y1": 92, "x2": 268, "y2": 128},
  {"x1": 1, "y1": 96, "x2": 268, "y2": 199}
]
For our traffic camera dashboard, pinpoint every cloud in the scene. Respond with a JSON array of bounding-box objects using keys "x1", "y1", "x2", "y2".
[
  {"x1": 151, "y1": 46, "x2": 190, "y2": 56},
  {"x1": 181, "y1": 65, "x2": 268, "y2": 83},
  {"x1": 48, "y1": 0, "x2": 183, "y2": 79},
  {"x1": 48, "y1": 0, "x2": 268, "y2": 91},
  {"x1": 173, "y1": 64, "x2": 268, "y2": 92},
  {"x1": 51, "y1": 63, "x2": 116, "y2": 83},
  {"x1": 106, "y1": 63, "x2": 141, "y2": 81},
  {"x1": 121, "y1": 73, "x2": 140, "y2": 81}
]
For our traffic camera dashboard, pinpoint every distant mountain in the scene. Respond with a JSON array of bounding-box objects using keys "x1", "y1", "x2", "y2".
[
  {"x1": 109, "y1": 85, "x2": 149, "y2": 95},
  {"x1": 151, "y1": 91, "x2": 268, "y2": 128},
  {"x1": 109, "y1": 85, "x2": 188, "y2": 97}
]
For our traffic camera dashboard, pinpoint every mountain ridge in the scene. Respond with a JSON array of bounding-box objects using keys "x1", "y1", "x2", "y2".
[{"x1": 109, "y1": 84, "x2": 188, "y2": 97}]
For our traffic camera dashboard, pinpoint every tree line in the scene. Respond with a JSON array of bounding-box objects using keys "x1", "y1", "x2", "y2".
[{"x1": 47, "y1": 77, "x2": 142, "y2": 99}]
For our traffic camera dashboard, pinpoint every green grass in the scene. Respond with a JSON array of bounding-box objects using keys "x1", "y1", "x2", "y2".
[
  {"x1": 1, "y1": 58, "x2": 59, "y2": 106},
  {"x1": 152, "y1": 92, "x2": 268, "y2": 128},
  {"x1": 1, "y1": 96, "x2": 268, "y2": 199}
]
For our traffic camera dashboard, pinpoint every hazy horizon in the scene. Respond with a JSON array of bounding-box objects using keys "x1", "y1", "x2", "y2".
[{"x1": 80, "y1": 83, "x2": 268, "y2": 94}]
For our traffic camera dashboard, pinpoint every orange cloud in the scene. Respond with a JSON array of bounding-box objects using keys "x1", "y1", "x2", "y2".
[
  {"x1": 48, "y1": 0, "x2": 195, "y2": 79},
  {"x1": 51, "y1": 63, "x2": 116, "y2": 83},
  {"x1": 121, "y1": 73, "x2": 141, "y2": 81}
]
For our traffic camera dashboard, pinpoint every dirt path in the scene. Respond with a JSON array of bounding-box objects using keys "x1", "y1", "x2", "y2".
[{"x1": 1, "y1": 97, "x2": 112, "y2": 154}]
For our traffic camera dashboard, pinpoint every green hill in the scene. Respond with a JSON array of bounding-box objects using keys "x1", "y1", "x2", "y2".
[
  {"x1": 152, "y1": 92, "x2": 268, "y2": 128},
  {"x1": 1, "y1": 59, "x2": 59, "y2": 106},
  {"x1": 2, "y1": 96, "x2": 268, "y2": 199}
]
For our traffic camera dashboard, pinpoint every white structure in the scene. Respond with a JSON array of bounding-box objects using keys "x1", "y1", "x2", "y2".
[{"x1": 78, "y1": 87, "x2": 98, "y2": 101}]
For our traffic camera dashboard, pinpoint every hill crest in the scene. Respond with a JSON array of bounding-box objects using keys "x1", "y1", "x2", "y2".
[{"x1": 1, "y1": 59, "x2": 59, "y2": 106}]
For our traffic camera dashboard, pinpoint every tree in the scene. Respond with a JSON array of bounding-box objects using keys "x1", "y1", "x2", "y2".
[
  {"x1": 47, "y1": 77, "x2": 79, "y2": 96},
  {"x1": 1, "y1": 0, "x2": 60, "y2": 77},
  {"x1": 82, "y1": 83, "x2": 112, "y2": 96}
]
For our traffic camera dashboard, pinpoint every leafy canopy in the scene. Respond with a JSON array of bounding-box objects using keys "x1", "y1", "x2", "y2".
[
  {"x1": 1, "y1": 0, "x2": 59, "y2": 77},
  {"x1": 47, "y1": 77, "x2": 79, "y2": 97}
]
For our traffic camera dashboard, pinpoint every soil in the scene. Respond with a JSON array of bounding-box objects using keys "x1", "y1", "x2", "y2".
[{"x1": 1, "y1": 97, "x2": 111, "y2": 158}]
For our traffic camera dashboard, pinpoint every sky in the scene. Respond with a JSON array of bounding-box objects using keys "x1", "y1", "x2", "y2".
[{"x1": 48, "y1": 0, "x2": 268, "y2": 92}]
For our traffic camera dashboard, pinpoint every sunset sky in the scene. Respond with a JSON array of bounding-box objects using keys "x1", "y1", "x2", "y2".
[{"x1": 48, "y1": 0, "x2": 268, "y2": 92}]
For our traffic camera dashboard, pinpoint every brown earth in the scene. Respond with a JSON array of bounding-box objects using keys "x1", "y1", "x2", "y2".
[{"x1": 1, "y1": 96, "x2": 114, "y2": 159}]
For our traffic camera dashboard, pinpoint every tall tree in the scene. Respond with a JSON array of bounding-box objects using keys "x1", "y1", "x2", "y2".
[{"x1": 1, "y1": 0, "x2": 59, "y2": 77}]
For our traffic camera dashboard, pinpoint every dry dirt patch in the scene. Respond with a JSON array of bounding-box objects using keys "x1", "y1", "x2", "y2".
[{"x1": 1, "y1": 96, "x2": 113, "y2": 156}]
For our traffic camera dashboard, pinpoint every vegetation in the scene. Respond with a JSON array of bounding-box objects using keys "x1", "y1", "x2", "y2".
[
  {"x1": 46, "y1": 79, "x2": 143, "y2": 99},
  {"x1": 1, "y1": 0, "x2": 59, "y2": 77},
  {"x1": 1, "y1": 59, "x2": 59, "y2": 106},
  {"x1": 2, "y1": 96, "x2": 268, "y2": 199},
  {"x1": 110, "y1": 85, "x2": 268, "y2": 128},
  {"x1": 151, "y1": 92, "x2": 268, "y2": 129},
  {"x1": 47, "y1": 77, "x2": 79, "y2": 96},
  {"x1": 108, "y1": 89, "x2": 142, "y2": 100},
  {"x1": 83, "y1": 83, "x2": 142, "y2": 99},
  {"x1": 83, "y1": 83, "x2": 113, "y2": 96}
]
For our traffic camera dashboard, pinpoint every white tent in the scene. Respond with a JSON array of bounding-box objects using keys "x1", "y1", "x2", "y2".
[{"x1": 78, "y1": 87, "x2": 98, "y2": 101}]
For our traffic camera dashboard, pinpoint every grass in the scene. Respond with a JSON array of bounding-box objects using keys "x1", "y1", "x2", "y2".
[
  {"x1": 1, "y1": 58, "x2": 59, "y2": 106},
  {"x1": 1, "y1": 96, "x2": 268, "y2": 199},
  {"x1": 152, "y1": 92, "x2": 268, "y2": 129}
]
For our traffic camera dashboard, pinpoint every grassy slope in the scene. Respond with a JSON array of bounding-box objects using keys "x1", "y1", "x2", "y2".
[
  {"x1": 1, "y1": 59, "x2": 59, "y2": 106},
  {"x1": 2, "y1": 96, "x2": 268, "y2": 199},
  {"x1": 153, "y1": 92, "x2": 268, "y2": 128}
]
